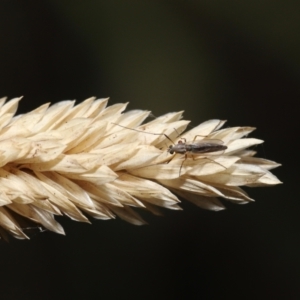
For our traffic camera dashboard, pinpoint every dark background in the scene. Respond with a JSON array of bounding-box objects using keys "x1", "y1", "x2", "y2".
[{"x1": 0, "y1": 1, "x2": 297, "y2": 299}]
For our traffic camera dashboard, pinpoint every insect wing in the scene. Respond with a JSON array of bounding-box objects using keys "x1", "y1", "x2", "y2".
[
  {"x1": 194, "y1": 139, "x2": 225, "y2": 145},
  {"x1": 189, "y1": 139, "x2": 227, "y2": 154}
]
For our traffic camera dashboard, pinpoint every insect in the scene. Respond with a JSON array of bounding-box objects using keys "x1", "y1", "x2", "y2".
[
  {"x1": 167, "y1": 137, "x2": 227, "y2": 155},
  {"x1": 166, "y1": 136, "x2": 227, "y2": 175},
  {"x1": 112, "y1": 123, "x2": 227, "y2": 175}
]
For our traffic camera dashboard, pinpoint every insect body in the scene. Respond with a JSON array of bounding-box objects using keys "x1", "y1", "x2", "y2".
[
  {"x1": 167, "y1": 137, "x2": 227, "y2": 175},
  {"x1": 168, "y1": 138, "x2": 227, "y2": 155}
]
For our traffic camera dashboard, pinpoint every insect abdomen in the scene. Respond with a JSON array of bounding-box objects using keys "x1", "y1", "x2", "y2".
[{"x1": 191, "y1": 144, "x2": 227, "y2": 153}]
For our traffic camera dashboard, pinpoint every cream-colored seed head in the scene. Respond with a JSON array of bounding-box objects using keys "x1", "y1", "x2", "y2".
[{"x1": 0, "y1": 97, "x2": 281, "y2": 239}]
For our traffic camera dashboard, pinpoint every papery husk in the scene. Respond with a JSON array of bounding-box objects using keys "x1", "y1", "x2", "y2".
[{"x1": 0, "y1": 97, "x2": 281, "y2": 239}]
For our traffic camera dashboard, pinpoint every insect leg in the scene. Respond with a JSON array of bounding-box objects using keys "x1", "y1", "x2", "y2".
[
  {"x1": 193, "y1": 156, "x2": 227, "y2": 170},
  {"x1": 178, "y1": 152, "x2": 187, "y2": 177},
  {"x1": 192, "y1": 134, "x2": 209, "y2": 142}
]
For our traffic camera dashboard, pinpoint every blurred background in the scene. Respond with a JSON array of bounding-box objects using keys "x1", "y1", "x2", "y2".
[{"x1": 0, "y1": 1, "x2": 298, "y2": 299}]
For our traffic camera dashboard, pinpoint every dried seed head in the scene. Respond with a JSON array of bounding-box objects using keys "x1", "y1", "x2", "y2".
[{"x1": 0, "y1": 97, "x2": 281, "y2": 239}]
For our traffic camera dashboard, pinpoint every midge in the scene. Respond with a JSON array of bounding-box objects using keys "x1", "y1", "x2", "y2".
[
  {"x1": 167, "y1": 137, "x2": 227, "y2": 155},
  {"x1": 166, "y1": 136, "x2": 227, "y2": 175},
  {"x1": 112, "y1": 122, "x2": 227, "y2": 156},
  {"x1": 112, "y1": 122, "x2": 228, "y2": 174},
  {"x1": 112, "y1": 123, "x2": 228, "y2": 175}
]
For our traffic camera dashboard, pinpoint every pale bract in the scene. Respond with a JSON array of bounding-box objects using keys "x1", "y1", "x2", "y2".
[{"x1": 0, "y1": 97, "x2": 281, "y2": 239}]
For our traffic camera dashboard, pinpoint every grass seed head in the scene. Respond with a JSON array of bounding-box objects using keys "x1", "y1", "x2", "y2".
[{"x1": 0, "y1": 97, "x2": 281, "y2": 239}]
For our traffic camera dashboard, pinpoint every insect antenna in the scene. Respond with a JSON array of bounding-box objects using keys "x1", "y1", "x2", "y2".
[{"x1": 111, "y1": 122, "x2": 176, "y2": 145}]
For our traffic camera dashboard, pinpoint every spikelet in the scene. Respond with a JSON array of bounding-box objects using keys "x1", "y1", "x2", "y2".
[{"x1": 0, "y1": 97, "x2": 281, "y2": 239}]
